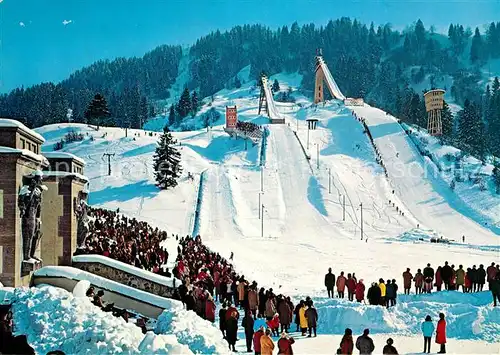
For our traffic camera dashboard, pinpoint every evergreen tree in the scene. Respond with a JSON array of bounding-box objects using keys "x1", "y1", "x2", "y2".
[
  {"x1": 441, "y1": 101, "x2": 454, "y2": 138},
  {"x1": 457, "y1": 99, "x2": 485, "y2": 156},
  {"x1": 272, "y1": 79, "x2": 281, "y2": 93},
  {"x1": 153, "y1": 127, "x2": 182, "y2": 189},
  {"x1": 493, "y1": 161, "x2": 500, "y2": 194},
  {"x1": 234, "y1": 76, "x2": 242, "y2": 89},
  {"x1": 139, "y1": 96, "x2": 148, "y2": 128},
  {"x1": 84, "y1": 93, "x2": 110, "y2": 129},
  {"x1": 191, "y1": 91, "x2": 199, "y2": 116},
  {"x1": 176, "y1": 87, "x2": 192, "y2": 118},
  {"x1": 470, "y1": 27, "x2": 484, "y2": 63},
  {"x1": 168, "y1": 104, "x2": 176, "y2": 126}
]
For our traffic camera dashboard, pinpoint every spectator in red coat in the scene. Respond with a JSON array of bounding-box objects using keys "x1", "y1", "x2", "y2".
[
  {"x1": 346, "y1": 274, "x2": 357, "y2": 301},
  {"x1": 339, "y1": 328, "x2": 354, "y2": 355},
  {"x1": 464, "y1": 268, "x2": 472, "y2": 293},
  {"x1": 253, "y1": 326, "x2": 265, "y2": 355},
  {"x1": 205, "y1": 296, "x2": 216, "y2": 323},
  {"x1": 435, "y1": 267, "x2": 443, "y2": 291},
  {"x1": 267, "y1": 313, "x2": 280, "y2": 337},
  {"x1": 337, "y1": 271, "x2": 347, "y2": 298},
  {"x1": 436, "y1": 313, "x2": 447, "y2": 354},
  {"x1": 277, "y1": 333, "x2": 295, "y2": 355},
  {"x1": 355, "y1": 279, "x2": 366, "y2": 302}
]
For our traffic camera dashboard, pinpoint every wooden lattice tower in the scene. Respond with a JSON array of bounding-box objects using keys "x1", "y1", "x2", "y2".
[
  {"x1": 424, "y1": 89, "x2": 445, "y2": 136},
  {"x1": 258, "y1": 75, "x2": 269, "y2": 116}
]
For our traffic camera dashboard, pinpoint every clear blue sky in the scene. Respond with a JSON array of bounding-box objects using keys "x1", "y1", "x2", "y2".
[{"x1": 1, "y1": 0, "x2": 499, "y2": 92}]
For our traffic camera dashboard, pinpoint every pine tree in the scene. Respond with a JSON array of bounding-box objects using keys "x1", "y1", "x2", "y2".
[
  {"x1": 153, "y1": 127, "x2": 182, "y2": 189},
  {"x1": 470, "y1": 27, "x2": 484, "y2": 63},
  {"x1": 191, "y1": 91, "x2": 199, "y2": 116},
  {"x1": 176, "y1": 87, "x2": 192, "y2": 118},
  {"x1": 168, "y1": 104, "x2": 176, "y2": 126},
  {"x1": 441, "y1": 101, "x2": 454, "y2": 138},
  {"x1": 493, "y1": 161, "x2": 500, "y2": 194},
  {"x1": 84, "y1": 93, "x2": 110, "y2": 129},
  {"x1": 272, "y1": 79, "x2": 280, "y2": 93},
  {"x1": 234, "y1": 76, "x2": 242, "y2": 89}
]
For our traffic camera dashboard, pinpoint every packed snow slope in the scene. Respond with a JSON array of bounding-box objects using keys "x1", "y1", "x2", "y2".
[{"x1": 351, "y1": 105, "x2": 500, "y2": 243}]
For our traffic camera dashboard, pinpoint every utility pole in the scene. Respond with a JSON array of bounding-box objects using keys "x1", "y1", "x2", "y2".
[
  {"x1": 307, "y1": 126, "x2": 310, "y2": 150},
  {"x1": 328, "y1": 168, "x2": 331, "y2": 194},
  {"x1": 103, "y1": 153, "x2": 115, "y2": 176},
  {"x1": 296, "y1": 117, "x2": 299, "y2": 132},
  {"x1": 258, "y1": 192, "x2": 263, "y2": 219},
  {"x1": 261, "y1": 204, "x2": 264, "y2": 238},
  {"x1": 360, "y1": 202, "x2": 363, "y2": 240},
  {"x1": 343, "y1": 195, "x2": 346, "y2": 221},
  {"x1": 316, "y1": 144, "x2": 320, "y2": 169},
  {"x1": 260, "y1": 166, "x2": 264, "y2": 192}
]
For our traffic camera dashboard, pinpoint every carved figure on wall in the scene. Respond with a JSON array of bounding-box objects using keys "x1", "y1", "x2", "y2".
[
  {"x1": 18, "y1": 170, "x2": 47, "y2": 262},
  {"x1": 74, "y1": 186, "x2": 90, "y2": 248}
]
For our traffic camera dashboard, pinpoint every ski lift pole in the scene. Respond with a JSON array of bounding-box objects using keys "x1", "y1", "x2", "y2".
[{"x1": 261, "y1": 204, "x2": 264, "y2": 238}]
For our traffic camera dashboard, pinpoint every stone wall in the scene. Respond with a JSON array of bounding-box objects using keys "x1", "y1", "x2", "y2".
[{"x1": 73, "y1": 261, "x2": 176, "y2": 298}]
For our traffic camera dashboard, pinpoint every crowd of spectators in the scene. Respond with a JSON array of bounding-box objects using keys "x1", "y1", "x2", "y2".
[{"x1": 74, "y1": 207, "x2": 172, "y2": 277}]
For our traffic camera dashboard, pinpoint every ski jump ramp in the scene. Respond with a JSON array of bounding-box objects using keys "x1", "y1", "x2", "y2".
[
  {"x1": 314, "y1": 56, "x2": 346, "y2": 102},
  {"x1": 258, "y1": 76, "x2": 285, "y2": 124}
]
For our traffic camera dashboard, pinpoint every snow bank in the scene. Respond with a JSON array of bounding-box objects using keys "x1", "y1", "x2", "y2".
[
  {"x1": 156, "y1": 305, "x2": 230, "y2": 354},
  {"x1": 11, "y1": 285, "x2": 226, "y2": 354},
  {"x1": 313, "y1": 291, "x2": 500, "y2": 342}
]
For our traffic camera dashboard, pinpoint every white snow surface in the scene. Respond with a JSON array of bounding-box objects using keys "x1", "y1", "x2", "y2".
[
  {"x1": 10, "y1": 285, "x2": 225, "y2": 354},
  {"x1": 32, "y1": 72, "x2": 499, "y2": 353}
]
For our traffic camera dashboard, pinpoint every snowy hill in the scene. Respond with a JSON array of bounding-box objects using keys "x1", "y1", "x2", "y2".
[{"x1": 33, "y1": 73, "x2": 499, "y2": 353}]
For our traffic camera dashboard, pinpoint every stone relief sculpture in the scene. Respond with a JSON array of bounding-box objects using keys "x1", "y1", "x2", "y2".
[
  {"x1": 74, "y1": 185, "x2": 90, "y2": 248},
  {"x1": 18, "y1": 170, "x2": 47, "y2": 262}
]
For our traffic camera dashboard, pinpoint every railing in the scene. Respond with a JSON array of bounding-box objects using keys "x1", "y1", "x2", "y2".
[{"x1": 191, "y1": 169, "x2": 207, "y2": 237}]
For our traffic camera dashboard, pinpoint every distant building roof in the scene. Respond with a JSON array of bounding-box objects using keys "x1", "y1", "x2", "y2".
[
  {"x1": 43, "y1": 151, "x2": 86, "y2": 166},
  {"x1": 0, "y1": 118, "x2": 45, "y2": 143}
]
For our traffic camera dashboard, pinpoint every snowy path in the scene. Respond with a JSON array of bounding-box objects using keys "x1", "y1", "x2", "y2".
[{"x1": 352, "y1": 105, "x2": 498, "y2": 244}]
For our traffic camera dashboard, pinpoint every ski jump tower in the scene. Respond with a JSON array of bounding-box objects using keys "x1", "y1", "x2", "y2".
[
  {"x1": 424, "y1": 89, "x2": 445, "y2": 136},
  {"x1": 314, "y1": 49, "x2": 346, "y2": 104}
]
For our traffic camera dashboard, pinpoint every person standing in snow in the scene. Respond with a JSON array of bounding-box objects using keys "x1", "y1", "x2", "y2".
[
  {"x1": 248, "y1": 284, "x2": 259, "y2": 319},
  {"x1": 298, "y1": 302, "x2": 308, "y2": 336},
  {"x1": 436, "y1": 313, "x2": 447, "y2": 354},
  {"x1": 382, "y1": 338, "x2": 398, "y2": 354},
  {"x1": 414, "y1": 269, "x2": 424, "y2": 294},
  {"x1": 421, "y1": 315, "x2": 434, "y2": 353},
  {"x1": 305, "y1": 300, "x2": 318, "y2": 337},
  {"x1": 490, "y1": 273, "x2": 500, "y2": 306},
  {"x1": 265, "y1": 295, "x2": 277, "y2": 320},
  {"x1": 378, "y1": 279, "x2": 386, "y2": 306},
  {"x1": 260, "y1": 328, "x2": 275, "y2": 355},
  {"x1": 487, "y1": 262, "x2": 497, "y2": 289},
  {"x1": 237, "y1": 276, "x2": 248, "y2": 309},
  {"x1": 258, "y1": 287, "x2": 267, "y2": 318},
  {"x1": 277, "y1": 333, "x2": 295, "y2": 355},
  {"x1": 346, "y1": 274, "x2": 357, "y2": 302},
  {"x1": 278, "y1": 296, "x2": 292, "y2": 333},
  {"x1": 391, "y1": 279, "x2": 398, "y2": 306},
  {"x1": 293, "y1": 301, "x2": 303, "y2": 332},
  {"x1": 355, "y1": 279, "x2": 365, "y2": 303},
  {"x1": 402, "y1": 268, "x2": 413, "y2": 295},
  {"x1": 441, "y1": 262, "x2": 453, "y2": 290},
  {"x1": 477, "y1": 264, "x2": 486, "y2": 291},
  {"x1": 253, "y1": 326, "x2": 264, "y2": 355},
  {"x1": 337, "y1": 271, "x2": 347, "y2": 298},
  {"x1": 367, "y1": 283, "x2": 381, "y2": 305},
  {"x1": 355, "y1": 329, "x2": 375, "y2": 355},
  {"x1": 423, "y1": 264, "x2": 434, "y2": 283},
  {"x1": 325, "y1": 268, "x2": 336, "y2": 298},
  {"x1": 339, "y1": 328, "x2": 354, "y2": 355},
  {"x1": 226, "y1": 310, "x2": 239, "y2": 352},
  {"x1": 205, "y1": 295, "x2": 216, "y2": 323},
  {"x1": 385, "y1": 280, "x2": 394, "y2": 308},
  {"x1": 219, "y1": 303, "x2": 227, "y2": 338},
  {"x1": 242, "y1": 310, "x2": 255, "y2": 352},
  {"x1": 455, "y1": 265, "x2": 465, "y2": 292},
  {"x1": 435, "y1": 267, "x2": 443, "y2": 292}
]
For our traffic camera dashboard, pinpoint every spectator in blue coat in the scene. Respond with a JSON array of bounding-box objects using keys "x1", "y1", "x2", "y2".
[{"x1": 421, "y1": 315, "x2": 435, "y2": 354}]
